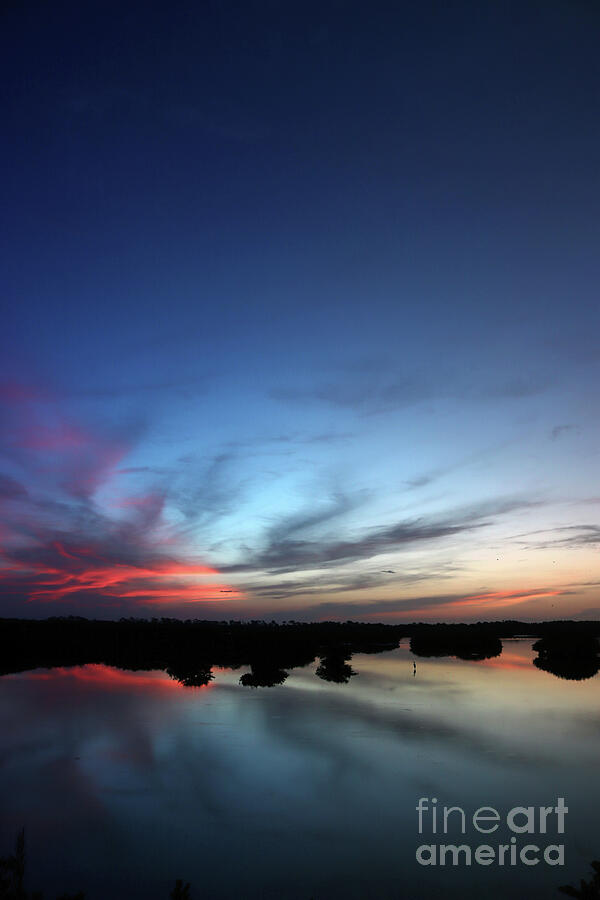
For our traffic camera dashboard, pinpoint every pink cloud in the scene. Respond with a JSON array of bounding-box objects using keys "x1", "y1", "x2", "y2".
[
  {"x1": 0, "y1": 381, "x2": 241, "y2": 613},
  {"x1": 1, "y1": 539, "x2": 241, "y2": 606}
]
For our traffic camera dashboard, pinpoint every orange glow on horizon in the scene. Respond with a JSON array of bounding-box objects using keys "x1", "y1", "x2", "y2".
[
  {"x1": 461, "y1": 589, "x2": 563, "y2": 605},
  {"x1": 364, "y1": 587, "x2": 565, "y2": 620}
]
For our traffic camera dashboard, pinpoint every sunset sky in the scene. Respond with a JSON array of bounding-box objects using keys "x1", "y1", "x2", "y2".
[{"x1": 1, "y1": 1, "x2": 599, "y2": 622}]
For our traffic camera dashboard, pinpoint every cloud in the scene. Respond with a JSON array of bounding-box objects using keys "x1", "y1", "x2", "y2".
[
  {"x1": 244, "y1": 565, "x2": 455, "y2": 604},
  {"x1": 256, "y1": 585, "x2": 570, "y2": 622},
  {"x1": 301, "y1": 432, "x2": 354, "y2": 444},
  {"x1": 405, "y1": 473, "x2": 436, "y2": 489},
  {"x1": 0, "y1": 378, "x2": 562, "y2": 620},
  {"x1": 0, "y1": 474, "x2": 28, "y2": 500},
  {"x1": 549, "y1": 329, "x2": 600, "y2": 365},
  {"x1": 551, "y1": 424, "x2": 577, "y2": 440},
  {"x1": 405, "y1": 441, "x2": 516, "y2": 491},
  {"x1": 225, "y1": 496, "x2": 539, "y2": 575},
  {"x1": 0, "y1": 500, "x2": 240, "y2": 610},
  {"x1": 271, "y1": 377, "x2": 430, "y2": 415},
  {"x1": 223, "y1": 431, "x2": 354, "y2": 451},
  {"x1": 513, "y1": 524, "x2": 600, "y2": 550},
  {"x1": 0, "y1": 537, "x2": 234, "y2": 607},
  {"x1": 486, "y1": 376, "x2": 551, "y2": 400},
  {"x1": 70, "y1": 377, "x2": 208, "y2": 401},
  {"x1": 0, "y1": 382, "x2": 239, "y2": 612},
  {"x1": 0, "y1": 381, "x2": 140, "y2": 500},
  {"x1": 551, "y1": 525, "x2": 600, "y2": 546},
  {"x1": 172, "y1": 451, "x2": 247, "y2": 527},
  {"x1": 264, "y1": 491, "x2": 366, "y2": 543},
  {"x1": 0, "y1": 382, "x2": 45, "y2": 403},
  {"x1": 271, "y1": 366, "x2": 552, "y2": 419},
  {"x1": 234, "y1": 518, "x2": 470, "y2": 574}
]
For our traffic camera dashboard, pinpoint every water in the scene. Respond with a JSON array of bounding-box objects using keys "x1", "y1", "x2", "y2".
[{"x1": 0, "y1": 639, "x2": 598, "y2": 899}]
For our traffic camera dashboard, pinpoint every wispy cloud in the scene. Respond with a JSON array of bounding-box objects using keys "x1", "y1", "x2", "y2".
[
  {"x1": 0, "y1": 382, "x2": 239, "y2": 611},
  {"x1": 551, "y1": 424, "x2": 577, "y2": 440},
  {"x1": 0, "y1": 474, "x2": 28, "y2": 499},
  {"x1": 271, "y1": 377, "x2": 430, "y2": 415},
  {"x1": 512, "y1": 524, "x2": 600, "y2": 550},
  {"x1": 244, "y1": 564, "x2": 459, "y2": 604},
  {"x1": 171, "y1": 451, "x2": 249, "y2": 528},
  {"x1": 224, "y1": 496, "x2": 540, "y2": 575},
  {"x1": 405, "y1": 441, "x2": 514, "y2": 491},
  {"x1": 260, "y1": 585, "x2": 571, "y2": 622},
  {"x1": 486, "y1": 376, "x2": 551, "y2": 399},
  {"x1": 70, "y1": 376, "x2": 209, "y2": 401},
  {"x1": 549, "y1": 525, "x2": 600, "y2": 547}
]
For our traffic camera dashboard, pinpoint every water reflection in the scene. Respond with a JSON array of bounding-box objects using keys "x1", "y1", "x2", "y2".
[
  {"x1": 315, "y1": 652, "x2": 357, "y2": 684},
  {"x1": 0, "y1": 641, "x2": 599, "y2": 899},
  {"x1": 239, "y1": 663, "x2": 288, "y2": 688}
]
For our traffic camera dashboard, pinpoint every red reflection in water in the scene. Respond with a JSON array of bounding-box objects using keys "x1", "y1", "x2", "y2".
[
  {"x1": 9, "y1": 664, "x2": 215, "y2": 693},
  {"x1": 478, "y1": 649, "x2": 534, "y2": 671}
]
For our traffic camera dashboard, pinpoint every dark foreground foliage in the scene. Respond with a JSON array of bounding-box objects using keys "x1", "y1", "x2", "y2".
[
  {"x1": 3, "y1": 829, "x2": 600, "y2": 898},
  {"x1": 559, "y1": 860, "x2": 600, "y2": 897},
  {"x1": 0, "y1": 829, "x2": 84, "y2": 899},
  {"x1": 0, "y1": 829, "x2": 189, "y2": 900}
]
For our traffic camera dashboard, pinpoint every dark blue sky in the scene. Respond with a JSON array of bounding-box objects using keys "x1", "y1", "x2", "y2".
[{"x1": 1, "y1": 1, "x2": 599, "y2": 620}]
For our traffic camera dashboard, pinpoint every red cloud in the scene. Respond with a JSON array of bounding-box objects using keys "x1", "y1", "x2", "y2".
[
  {"x1": 1, "y1": 381, "x2": 132, "y2": 498},
  {"x1": 1, "y1": 540, "x2": 241, "y2": 606}
]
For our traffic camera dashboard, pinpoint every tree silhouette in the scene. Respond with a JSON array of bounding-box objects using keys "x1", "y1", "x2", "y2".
[
  {"x1": 559, "y1": 861, "x2": 600, "y2": 897},
  {"x1": 170, "y1": 880, "x2": 191, "y2": 900},
  {"x1": 0, "y1": 831, "x2": 196, "y2": 899},
  {"x1": 0, "y1": 827, "x2": 25, "y2": 899}
]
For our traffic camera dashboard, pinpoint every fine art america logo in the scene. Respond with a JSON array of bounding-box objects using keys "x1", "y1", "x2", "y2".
[{"x1": 415, "y1": 797, "x2": 567, "y2": 867}]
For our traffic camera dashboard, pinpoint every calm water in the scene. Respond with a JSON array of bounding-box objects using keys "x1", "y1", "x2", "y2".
[{"x1": 0, "y1": 640, "x2": 599, "y2": 899}]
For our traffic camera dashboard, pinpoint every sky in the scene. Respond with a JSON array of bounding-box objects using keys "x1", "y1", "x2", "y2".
[{"x1": 1, "y1": 0, "x2": 599, "y2": 622}]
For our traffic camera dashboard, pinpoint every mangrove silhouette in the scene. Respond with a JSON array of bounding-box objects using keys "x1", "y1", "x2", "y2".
[
  {"x1": 170, "y1": 881, "x2": 191, "y2": 900},
  {"x1": 533, "y1": 635, "x2": 600, "y2": 681},
  {"x1": 559, "y1": 860, "x2": 600, "y2": 897},
  {"x1": 0, "y1": 618, "x2": 399, "y2": 688},
  {"x1": 0, "y1": 617, "x2": 599, "y2": 688}
]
